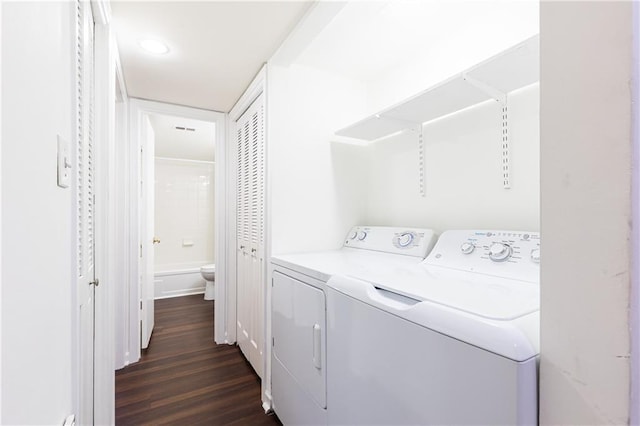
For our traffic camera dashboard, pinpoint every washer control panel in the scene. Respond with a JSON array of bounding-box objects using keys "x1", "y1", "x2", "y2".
[
  {"x1": 344, "y1": 226, "x2": 437, "y2": 258},
  {"x1": 424, "y1": 230, "x2": 540, "y2": 282}
]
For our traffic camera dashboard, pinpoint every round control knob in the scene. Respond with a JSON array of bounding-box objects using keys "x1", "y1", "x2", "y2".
[
  {"x1": 530, "y1": 248, "x2": 540, "y2": 263},
  {"x1": 489, "y1": 243, "x2": 512, "y2": 262},
  {"x1": 349, "y1": 230, "x2": 358, "y2": 240},
  {"x1": 357, "y1": 230, "x2": 367, "y2": 241},
  {"x1": 460, "y1": 242, "x2": 475, "y2": 254},
  {"x1": 397, "y1": 232, "x2": 414, "y2": 248}
]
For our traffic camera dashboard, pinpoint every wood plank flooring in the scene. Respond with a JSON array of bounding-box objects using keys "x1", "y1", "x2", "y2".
[{"x1": 115, "y1": 294, "x2": 281, "y2": 426}]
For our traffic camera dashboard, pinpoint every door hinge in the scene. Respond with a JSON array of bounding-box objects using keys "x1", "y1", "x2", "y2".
[
  {"x1": 272, "y1": 337, "x2": 275, "y2": 347},
  {"x1": 140, "y1": 301, "x2": 142, "y2": 310},
  {"x1": 89, "y1": 278, "x2": 100, "y2": 287}
]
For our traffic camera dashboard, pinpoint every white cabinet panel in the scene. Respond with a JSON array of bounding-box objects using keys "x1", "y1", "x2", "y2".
[{"x1": 272, "y1": 271, "x2": 326, "y2": 408}]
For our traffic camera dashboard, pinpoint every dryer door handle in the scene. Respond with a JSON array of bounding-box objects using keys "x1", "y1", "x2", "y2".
[{"x1": 312, "y1": 324, "x2": 322, "y2": 370}]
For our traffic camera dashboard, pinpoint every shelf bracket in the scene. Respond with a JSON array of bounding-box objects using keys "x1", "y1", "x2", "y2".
[
  {"x1": 461, "y1": 73, "x2": 507, "y2": 104},
  {"x1": 411, "y1": 125, "x2": 426, "y2": 197},
  {"x1": 501, "y1": 100, "x2": 511, "y2": 189},
  {"x1": 462, "y1": 73, "x2": 511, "y2": 189}
]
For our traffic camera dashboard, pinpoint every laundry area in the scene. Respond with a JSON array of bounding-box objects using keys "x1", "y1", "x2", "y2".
[
  {"x1": 0, "y1": 1, "x2": 636, "y2": 425},
  {"x1": 228, "y1": 1, "x2": 632, "y2": 424},
  {"x1": 265, "y1": 2, "x2": 541, "y2": 424}
]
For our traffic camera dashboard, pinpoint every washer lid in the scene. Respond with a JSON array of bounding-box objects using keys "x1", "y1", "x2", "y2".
[
  {"x1": 327, "y1": 274, "x2": 539, "y2": 362},
  {"x1": 352, "y1": 263, "x2": 539, "y2": 321}
]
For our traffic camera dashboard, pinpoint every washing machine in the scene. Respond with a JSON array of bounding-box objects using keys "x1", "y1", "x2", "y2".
[
  {"x1": 326, "y1": 229, "x2": 540, "y2": 425},
  {"x1": 270, "y1": 226, "x2": 437, "y2": 426}
]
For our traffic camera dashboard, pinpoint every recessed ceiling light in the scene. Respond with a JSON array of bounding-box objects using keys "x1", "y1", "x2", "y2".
[{"x1": 139, "y1": 39, "x2": 169, "y2": 55}]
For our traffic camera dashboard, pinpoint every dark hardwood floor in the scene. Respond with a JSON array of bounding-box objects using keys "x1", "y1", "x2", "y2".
[{"x1": 116, "y1": 294, "x2": 281, "y2": 426}]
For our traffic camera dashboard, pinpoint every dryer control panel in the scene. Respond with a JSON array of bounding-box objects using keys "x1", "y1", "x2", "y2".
[
  {"x1": 343, "y1": 226, "x2": 437, "y2": 259},
  {"x1": 424, "y1": 230, "x2": 540, "y2": 283}
]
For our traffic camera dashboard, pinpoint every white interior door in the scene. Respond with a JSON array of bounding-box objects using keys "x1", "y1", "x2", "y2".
[
  {"x1": 236, "y1": 93, "x2": 265, "y2": 377},
  {"x1": 76, "y1": 0, "x2": 96, "y2": 424},
  {"x1": 140, "y1": 115, "x2": 155, "y2": 349}
]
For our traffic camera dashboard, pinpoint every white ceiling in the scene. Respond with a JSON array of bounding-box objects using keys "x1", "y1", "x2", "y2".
[
  {"x1": 110, "y1": 1, "x2": 313, "y2": 112},
  {"x1": 150, "y1": 114, "x2": 216, "y2": 162}
]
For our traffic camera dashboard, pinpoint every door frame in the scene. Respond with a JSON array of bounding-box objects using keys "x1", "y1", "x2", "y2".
[
  {"x1": 112, "y1": 49, "x2": 130, "y2": 370},
  {"x1": 125, "y1": 99, "x2": 225, "y2": 362},
  {"x1": 92, "y1": 0, "x2": 119, "y2": 423}
]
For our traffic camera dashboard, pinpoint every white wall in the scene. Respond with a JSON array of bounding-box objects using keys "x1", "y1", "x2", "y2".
[
  {"x1": 633, "y1": 3, "x2": 640, "y2": 424},
  {"x1": 268, "y1": 63, "x2": 369, "y2": 254},
  {"x1": 154, "y1": 158, "x2": 215, "y2": 269},
  {"x1": 355, "y1": 2, "x2": 539, "y2": 234},
  {"x1": 0, "y1": 0, "x2": 3, "y2": 420},
  {"x1": 275, "y1": 1, "x2": 540, "y2": 242},
  {"x1": 1, "y1": 2, "x2": 75, "y2": 423},
  {"x1": 363, "y1": 4, "x2": 539, "y2": 114},
  {"x1": 365, "y1": 84, "x2": 539, "y2": 233},
  {"x1": 539, "y1": 2, "x2": 632, "y2": 424}
]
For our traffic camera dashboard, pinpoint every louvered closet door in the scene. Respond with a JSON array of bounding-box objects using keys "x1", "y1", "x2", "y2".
[
  {"x1": 236, "y1": 92, "x2": 265, "y2": 378},
  {"x1": 75, "y1": 1, "x2": 97, "y2": 424}
]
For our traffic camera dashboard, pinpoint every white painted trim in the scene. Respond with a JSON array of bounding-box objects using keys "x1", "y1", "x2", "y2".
[
  {"x1": 91, "y1": 0, "x2": 111, "y2": 26},
  {"x1": 262, "y1": 65, "x2": 273, "y2": 411},
  {"x1": 0, "y1": 1, "x2": 3, "y2": 421},
  {"x1": 155, "y1": 156, "x2": 215, "y2": 165},
  {"x1": 127, "y1": 99, "x2": 225, "y2": 359},
  {"x1": 219, "y1": 114, "x2": 236, "y2": 344},
  {"x1": 93, "y1": 15, "x2": 116, "y2": 425},
  {"x1": 127, "y1": 101, "x2": 143, "y2": 364},
  {"x1": 70, "y1": 1, "x2": 83, "y2": 419},
  {"x1": 270, "y1": 1, "x2": 346, "y2": 66},
  {"x1": 229, "y1": 66, "x2": 267, "y2": 120},
  {"x1": 110, "y1": 32, "x2": 132, "y2": 371},
  {"x1": 632, "y1": 2, "x2": 640, "y2": 424},
  {"x1": 114, "y1": 62, "x2": 130, "y2": 370},
  {"x1": 115, "y1": 41, "x2": 127, "y2": 100},
  {"x1": 214, "y1": 106, "x2": 229, "y2": 344},
  {"x1": 131, "y1": 98, "x2": 221, "y2": 122}
]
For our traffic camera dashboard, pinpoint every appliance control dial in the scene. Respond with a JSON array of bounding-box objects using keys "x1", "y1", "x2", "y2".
[
  {"x1": 349, "y1": 230, "x2": 358, "y2": 240},
  {"x1": 357, "y1": 230, "x2": 368, "y2": 241},
  {"x1": 460, "y1": 242, "x2": 475, "y2": 254},
  {"x1": 530, "y1": 248, "x2": 540, "y2": 263},
  {"x1": 489, "y1": 242, "x2": 512, "y2": 262},
  {"x1": 397, "y1": 232, "x2": 414, "y2": 248}
]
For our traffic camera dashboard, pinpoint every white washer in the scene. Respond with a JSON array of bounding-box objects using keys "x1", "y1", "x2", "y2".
[
  {"x1": 327, "y1": 230, "x2": 540, "y2": 425},
  {"x1": 270, "y1": 226, "x2": 437, "y2": 426}
]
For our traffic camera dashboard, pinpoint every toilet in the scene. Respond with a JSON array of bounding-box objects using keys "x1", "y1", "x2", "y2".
[{"x1": 200, "y1": 264, "x2": 215, "y2": 300}]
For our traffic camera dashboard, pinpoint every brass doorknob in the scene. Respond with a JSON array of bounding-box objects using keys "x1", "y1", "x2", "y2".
[{"x1": 153, "y1": 237, "x2": 161, "y2": 244}]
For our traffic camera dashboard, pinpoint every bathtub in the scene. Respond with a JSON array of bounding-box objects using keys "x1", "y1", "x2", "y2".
[{"x1": 154, "y1": 262, "x2": 212, "y2": 299}]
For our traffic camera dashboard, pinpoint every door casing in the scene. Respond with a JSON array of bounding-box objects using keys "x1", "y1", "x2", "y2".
[{"x1": 124, "y1": 99, "x2": 226, "y2": 362}]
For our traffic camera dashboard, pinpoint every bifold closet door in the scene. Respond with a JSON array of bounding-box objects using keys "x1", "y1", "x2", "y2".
[
  {"x1": 75, "y1": 0, "x2": 97, "y2": 423},
  {"x1": 236, "y1": 92, "x2": 265, "y2": 378}
]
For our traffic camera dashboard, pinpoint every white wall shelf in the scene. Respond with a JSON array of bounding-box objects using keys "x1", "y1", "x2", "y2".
[
  {"x1": 335, "y1": 35, "x2": 539, "y2": 142},
  {"x1": 334, "y1": 35, "x2": 539, "y2": 192}
]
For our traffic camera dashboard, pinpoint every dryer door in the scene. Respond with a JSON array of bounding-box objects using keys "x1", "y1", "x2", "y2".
[{"x1": 272, "y1": 271, "x2": 326, "y2": 408}]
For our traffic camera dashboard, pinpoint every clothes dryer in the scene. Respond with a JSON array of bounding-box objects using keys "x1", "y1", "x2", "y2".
[{"x1": 270, "y1": 226, "x2": 437, "y2": 425}]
